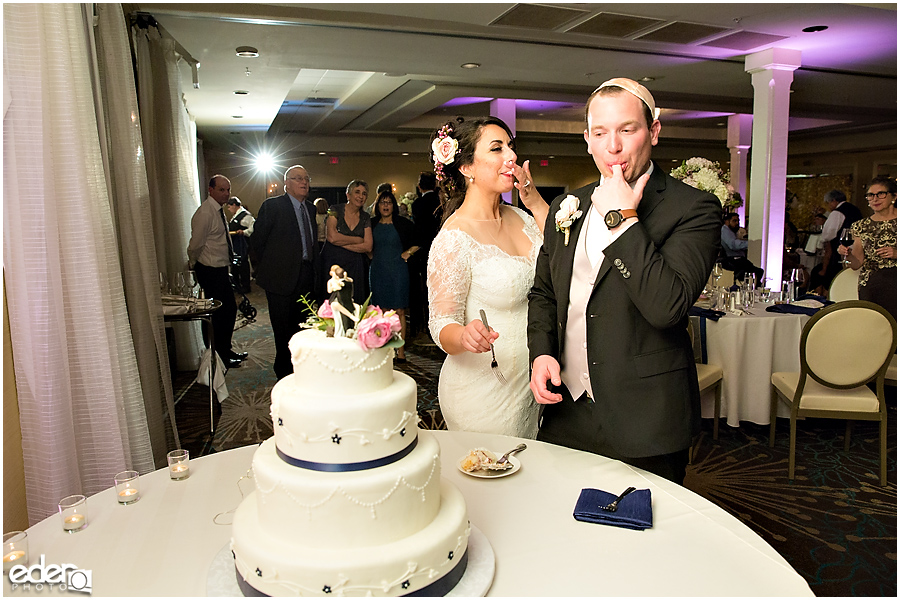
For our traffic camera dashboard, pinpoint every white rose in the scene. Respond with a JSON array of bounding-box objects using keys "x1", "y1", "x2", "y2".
[
  {"x1": 432, "y1": 137, "x2": 459, "y2": 166},
  {"x1": 555, "y1": 195, "x2": 583, "y2": 229}
]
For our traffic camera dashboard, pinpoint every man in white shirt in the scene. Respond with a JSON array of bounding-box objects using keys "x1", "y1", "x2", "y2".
[
  {"x1": 187, "y1": 175, "x2": 244, "y2": 368},
  {"x1": 226, "y1": 196, "x2": 255, "y2": 294},
  {"x1": 810, "y1": 189, "x2": 862, "y2": 293}
]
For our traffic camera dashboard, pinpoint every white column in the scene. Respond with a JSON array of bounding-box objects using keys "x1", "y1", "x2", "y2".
[
  {"x1": 490, "y1": 98, "x2": 516, "y2": 205},
  {"x1": 726, "y1": 113, "x2": 752, "y2": 223},
  {"x1": 745, "y1": 48, "x2": 801, "y2": 289}
]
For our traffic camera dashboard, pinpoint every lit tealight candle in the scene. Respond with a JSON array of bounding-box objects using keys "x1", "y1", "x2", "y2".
[
  {"x1": 63, "y1": 514, "x2": 85, "y2": 531},
  {"x1": 170, "y1": 463, "x2": 190, "y2": 480},
  {"x1": 118, "y1": 488, "x2": 139, "y2": 499}
]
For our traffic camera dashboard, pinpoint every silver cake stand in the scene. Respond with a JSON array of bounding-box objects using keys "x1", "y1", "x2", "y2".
[{"x1": 207, "y1": 525, "x2": 494, "y2": 597}]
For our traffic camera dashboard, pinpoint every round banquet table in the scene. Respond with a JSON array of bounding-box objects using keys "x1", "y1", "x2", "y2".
[
  {"x1": 3, "y1": 430, "x2": 813, "y2": 597},
  {"x1": 692, "y1": 306, "x2": 811, "y2": 427}
]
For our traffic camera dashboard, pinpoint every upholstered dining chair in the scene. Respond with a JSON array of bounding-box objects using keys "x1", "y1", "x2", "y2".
[
  {"x1": 828, "y1": 267, "x2": 859, "y2": 302},
  {"x1": 687, "y1": 321, "x2": 724, "y2": 464},
  {"x1": 769, "y1": 300, "x2": 896, "y2": 486}
]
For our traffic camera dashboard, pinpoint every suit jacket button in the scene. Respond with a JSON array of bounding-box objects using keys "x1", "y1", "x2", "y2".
[
  {"x1": 614, "y1": 258, "x2": 623, "y2": 267},
  {"x1": 623, "y1": 271, "x2": 631, "y2": 279}
]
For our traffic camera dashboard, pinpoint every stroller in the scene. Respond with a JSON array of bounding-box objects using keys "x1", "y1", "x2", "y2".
[{"x1": 230, "y1": 254, "x2": 257, "y2": 322}]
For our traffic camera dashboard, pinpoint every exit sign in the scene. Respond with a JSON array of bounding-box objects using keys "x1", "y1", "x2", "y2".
[
  {"x1": 330, "y1": 157, "x2": 339, "y2": 164},
  {"x1": 540, "y1": 159, "x2": 549, "y2": 167}
]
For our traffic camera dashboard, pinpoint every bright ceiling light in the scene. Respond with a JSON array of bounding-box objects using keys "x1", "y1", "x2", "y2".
[
  {"x1": 460, "y1": 63, "x2": 481, "y2": 69},
  {"x1": 255, "y1": 153, "x2": 276, "y2": 173}
]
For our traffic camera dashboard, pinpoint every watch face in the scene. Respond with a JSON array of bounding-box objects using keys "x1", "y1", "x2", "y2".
[{"x1": 604, "y1": 211, "x2": 622, "y2": 229}]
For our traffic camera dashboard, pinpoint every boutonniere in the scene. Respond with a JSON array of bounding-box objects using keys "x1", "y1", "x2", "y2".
[{"x1": 554, "y1": 194, "x2": 583, "y2": 246}]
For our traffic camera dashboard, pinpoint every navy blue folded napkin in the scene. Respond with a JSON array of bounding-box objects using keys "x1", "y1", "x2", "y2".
[
  {"x1": 765, "y1": 293, "x2": 834, "y2": 316},
  {"x1": 573, "y1": 487, "x2": 653, "y2": 530},
  {"x1": 689, "y1": 306, "x2": 726, "y2": 321}
]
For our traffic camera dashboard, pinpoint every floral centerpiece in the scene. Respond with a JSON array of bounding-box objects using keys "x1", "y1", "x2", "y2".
[
  {"x1": 398, "y1": 192, "x2": 417, "y2": 214},
  {"x1": 670, "y1": 157, "x2": 741, "y2": 211}
]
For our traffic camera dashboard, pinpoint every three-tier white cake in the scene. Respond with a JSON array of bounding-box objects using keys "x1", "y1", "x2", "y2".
[{"x1": 231, "y1": 328, "x2": 470, "y2": 596}]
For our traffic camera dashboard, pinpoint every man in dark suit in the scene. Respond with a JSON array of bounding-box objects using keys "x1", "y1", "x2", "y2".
[
  {"x1": 251, "y1": 165, "x2": 321, "y2": 380},
  {"x1": 527, "y1": 78, "x2": 721, "y2": 485},
  {"x1": 409, "y1": 171, "x2": 442, "y2": 338}
]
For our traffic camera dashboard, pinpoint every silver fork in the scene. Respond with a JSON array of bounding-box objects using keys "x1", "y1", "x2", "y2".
[
  {"x1": 496, "y1": 443, "x2": 526, "y2": 465},
  {"x1": 479, "y1": 309, "x2": 507, "y2": 385},
  {"x1": 601, "y1": 486, "x2": 636, "y2": 512}
]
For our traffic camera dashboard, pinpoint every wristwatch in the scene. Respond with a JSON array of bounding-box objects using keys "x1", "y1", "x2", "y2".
[{"x1": 604, "y1": 209, "x2": 638, "y2": 229}]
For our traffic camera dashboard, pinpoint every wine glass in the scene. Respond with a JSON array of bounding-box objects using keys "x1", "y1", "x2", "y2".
[
  {"x1": 712, "y1": 263, "x2": 723, "y2": 288},
  {"x1": 839, "y1": 228, "x2": 854, "y2": 266},
  {"x1": 174, "y1": 272, "x2": 189, "y2": 297},
  {"x1": 159, "y1": 272, "x2": 169, "y2": 295}
]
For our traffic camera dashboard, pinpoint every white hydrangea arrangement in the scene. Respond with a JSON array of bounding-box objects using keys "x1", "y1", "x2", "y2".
[{"x1": 670, "y1": 157, "x2": 741, "y2": 210}]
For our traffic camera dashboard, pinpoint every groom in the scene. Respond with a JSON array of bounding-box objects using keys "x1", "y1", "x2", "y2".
[{"x1": 527, "y1": 78, "x2": 721, "y2": 484}]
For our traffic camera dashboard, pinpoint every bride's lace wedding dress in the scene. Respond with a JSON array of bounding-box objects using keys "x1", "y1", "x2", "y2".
[{"x1": 427, "y1": 205, "x2": 541, "y2": 438}]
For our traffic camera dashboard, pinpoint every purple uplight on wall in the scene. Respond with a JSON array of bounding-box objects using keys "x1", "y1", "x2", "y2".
[
  {"x1": 440, "y1": 97, "x2": 493, "y2": 107},
  {"x1": 514, "y1": 99, "x2": 579, "y2": 112}
]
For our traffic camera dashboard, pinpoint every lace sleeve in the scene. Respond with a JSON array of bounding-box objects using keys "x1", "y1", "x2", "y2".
[{"x1": 427, "y1": 229, "x2": 471, "y2": 352}]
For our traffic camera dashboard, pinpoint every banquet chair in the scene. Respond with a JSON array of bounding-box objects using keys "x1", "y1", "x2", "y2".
[
  {"x1": 828, "y1": 267, "x2": 859, "y2": 302},
  {"x1": 886, "y1": 354, "x2": 897, "y2": 387},
  {"x1": 769, "y1": 301, "x2": 895, "y2": 486},
  {"x1": 687, "y1": 322, "x2": 723, "y2": 463}
]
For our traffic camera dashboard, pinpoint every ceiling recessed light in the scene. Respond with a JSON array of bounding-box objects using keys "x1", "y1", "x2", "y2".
[
  {"x1": 460, "y1": 62, "x2": 481, "y2": 69},
  {"x1": 639, "y1": 77, "x2": 655, "y2": 82},
  {"x1": 319, "y1": 152, "x2": 327, "y2": 155},
  {"x1": 235, "y1": 46, "x2": 259, "y2": 58},
  {"x1": 234, "y1": 90, "x2": 249, "y2": 95},
  {"x1": 802, "y1": 25, "x2": 828, "y2": 33},
  {"x1": 402, "y1": 152, "x2": 409, "y2": 156}
]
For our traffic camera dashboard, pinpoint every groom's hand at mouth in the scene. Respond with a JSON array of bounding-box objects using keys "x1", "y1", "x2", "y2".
[
  {"x1": 590, "y1": 163, "x2": 650, "y2": 216},
  {"x1": 531, "y1": 355, "x2": 563, "y2": 404}
]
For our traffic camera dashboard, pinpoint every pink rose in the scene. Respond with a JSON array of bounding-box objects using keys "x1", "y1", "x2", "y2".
[
  {"x1": 356, "y1": 316, "x2": 393, "y2": 350},
  {"x1": 385, "y1": 311, "x2": 401, "y2": 333},
  {"x1": 431, "y1": 136, "x2": 459, "y2": 166},
  {"x1": 317, "y1": 300, "x2": 333, "y2": 319}
]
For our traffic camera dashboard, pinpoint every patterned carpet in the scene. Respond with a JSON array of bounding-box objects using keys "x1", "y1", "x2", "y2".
[{"x1": 173, "y1": 287, "x2": 896, "y2": 597}]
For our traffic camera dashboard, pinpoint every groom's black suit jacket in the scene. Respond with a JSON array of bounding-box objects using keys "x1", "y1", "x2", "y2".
[{"x1": 527, "y1": 162, "x2": 721, "y2": 458}]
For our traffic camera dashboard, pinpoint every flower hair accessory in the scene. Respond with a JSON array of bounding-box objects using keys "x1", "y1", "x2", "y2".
[
  {"x1": 554, "y1": 194, "x2": 583, "y2": 246},
  {"x1": 432, "y1": 124, "x2": 458, "y2": 191}
]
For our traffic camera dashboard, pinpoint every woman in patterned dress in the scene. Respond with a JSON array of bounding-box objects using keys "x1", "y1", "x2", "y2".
[{"x1": 838, "y1": 176, "x2": 897, "y2": 319}]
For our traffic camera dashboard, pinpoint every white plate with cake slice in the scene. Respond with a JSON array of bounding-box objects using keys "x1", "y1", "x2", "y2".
[{"x1": 457, "y1": 454, "x2": 521, "y2": 478}]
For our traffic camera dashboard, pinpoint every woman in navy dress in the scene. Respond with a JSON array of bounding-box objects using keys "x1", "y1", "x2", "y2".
[
  {"x1": 321, "y1": 180, "x2": 373, "y2": 304},
  {"x1": 369, "y1": 190, "x2": 419, "y2": 361}
]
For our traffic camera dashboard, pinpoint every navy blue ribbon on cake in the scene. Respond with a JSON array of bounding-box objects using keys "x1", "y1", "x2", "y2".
[
  {"x1": 276, "y1": 437, "x2": 418, "y2": 472},
  {"x1": 235, "y1": 549, "x2": 468, "y2": 597}
]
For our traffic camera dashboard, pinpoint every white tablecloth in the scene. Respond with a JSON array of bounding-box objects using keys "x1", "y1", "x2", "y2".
[
  {"x1": 694, "y1": 307, "x2": 810, "y2": 426},
  {"x1": 4, "y1": 431, "x2": 813, "y2": 596}
]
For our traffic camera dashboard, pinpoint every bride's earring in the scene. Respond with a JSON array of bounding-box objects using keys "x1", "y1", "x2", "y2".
[{"x1": 469, "y1": 176, "x2": 474, "y2": 183}]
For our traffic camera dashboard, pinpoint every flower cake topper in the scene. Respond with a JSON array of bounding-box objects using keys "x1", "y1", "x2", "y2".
[
  {"x1": 299, "y1": 265, "x2": 404, "y2": 351},
  {"x1": 432, "y1": 124, "x2": 458, "y2": 191},
  {"x1": 554, "y1": 194, "x2": 583, "y2": 246},
  {"x1": 670, "y1": 157, "x2": 740, "y2": 210}
]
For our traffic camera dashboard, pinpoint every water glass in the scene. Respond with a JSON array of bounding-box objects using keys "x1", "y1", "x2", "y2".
[
  {"x1": 59, "y1": 495, "x2": 88, "y2": 533},
  {"x1": 114, "y1": 470, "x2": 141, "y2": 505},
  {"x1": 3, "y1": 531, "x2": 28, "y2": 573},
  {"x1": 167, "y1": 449, "x2": 191, "y2": 481},
  {"x1": 781, "y1": 280, "x2": 795, "y2": 303}
]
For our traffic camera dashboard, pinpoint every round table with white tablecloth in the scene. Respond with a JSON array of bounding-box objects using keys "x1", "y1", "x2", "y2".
[
  {"x1": 692, "y1": 305, "x2": 810, "y2": 427},
  {"x1": 3, "y1": 430, "x2": 813, "y2": 597}
]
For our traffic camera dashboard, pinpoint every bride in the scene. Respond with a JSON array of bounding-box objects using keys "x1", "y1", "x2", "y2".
[{"x1": 426, "y1": 117, "x2": 548, "y2": 438}]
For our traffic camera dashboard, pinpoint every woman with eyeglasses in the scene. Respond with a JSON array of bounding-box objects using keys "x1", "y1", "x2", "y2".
[
  {"x1": 838, "y1": 176, "x2": 897, "y2": 319},
  {"x1": 368, "y1": 190, "x2": 419, "y2": 362},
  {"x1": 321, "y1": 179, "x2": 373, "y2": 304}
]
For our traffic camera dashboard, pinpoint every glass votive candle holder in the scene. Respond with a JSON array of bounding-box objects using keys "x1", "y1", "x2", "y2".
[
  {"x1": 114, "y1": 470, "x2": 141, "y2": 505},
  {"x1": 3, "y1": 531, "x2": 28, "y2": 573},
  {"x1": 59, "y1": 495, "x2": 88, "y2": 533},
  {"x1": 167, "y1": 449, "x2": 191, "y2": 481}
]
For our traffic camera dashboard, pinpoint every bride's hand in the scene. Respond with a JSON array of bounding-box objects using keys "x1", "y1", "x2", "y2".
[
  {"x1": 513, "y1": 160, "x2": 545, "y2": 210},
  {"x1": 460, "y1": 318, "x2": 498, "y2": 354}
]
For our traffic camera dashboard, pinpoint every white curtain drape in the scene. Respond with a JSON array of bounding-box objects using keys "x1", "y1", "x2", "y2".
[
  {"x1": 91, "y1": 4, "x2": 180, "y2": 459},
  {"x1": 132, "y1": 22, "x2": 204, "y2": 371},
  {"x1": 3, "y1": 3, "x2": 155, "y2": 524}
]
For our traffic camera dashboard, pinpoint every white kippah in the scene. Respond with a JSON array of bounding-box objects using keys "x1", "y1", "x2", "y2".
[{"x1": 594, "y1": 77, "x2": 656, "y2": 117}]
